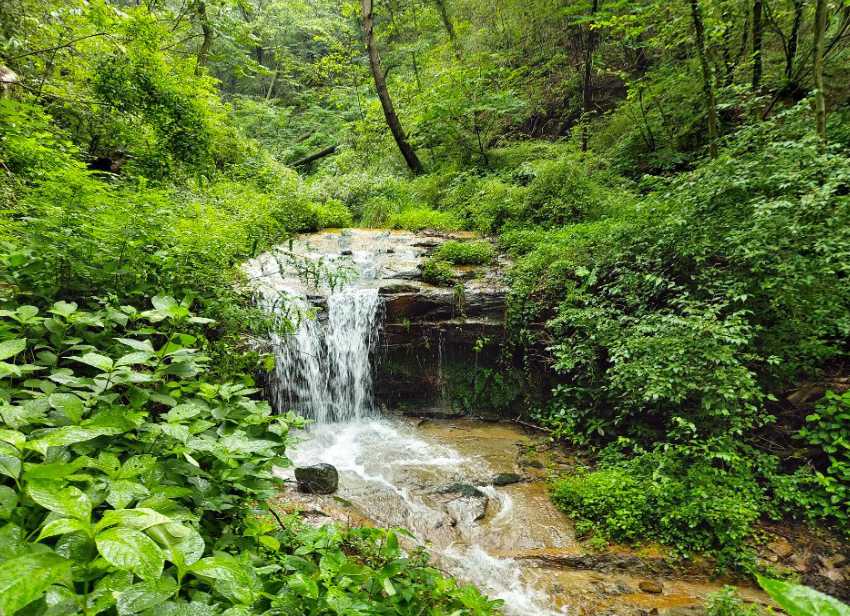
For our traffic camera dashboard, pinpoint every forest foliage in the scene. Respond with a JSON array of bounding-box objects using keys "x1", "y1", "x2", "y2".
[{"x1": 1, "y1": 0, "x2": 850, "y2": 611}]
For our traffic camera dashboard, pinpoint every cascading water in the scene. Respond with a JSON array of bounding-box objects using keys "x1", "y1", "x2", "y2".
[{"x1": 268, "y1": 288, "x2": 381, "y2": 423}]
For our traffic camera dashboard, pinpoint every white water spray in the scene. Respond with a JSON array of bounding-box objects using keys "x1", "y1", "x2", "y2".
[{"x1": 268, "y1": 287, "x2": 381, "y2": 423}]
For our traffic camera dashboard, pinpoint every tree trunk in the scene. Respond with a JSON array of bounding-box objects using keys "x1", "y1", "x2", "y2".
[
  {"x1": 361, "y1": 0, "x2": 424, "y2": 174},
  {"x1": 785, "y1": 0, "x2": 803, "y2": 80},
  {"x1": 751, "y1": 0, "x2": 763, "y2": 90},
  {"x1": 581, "y1": 0, "x2": 601, "y2": 152},
  {"x1": 813, "y1": 0, "x2": 827, "y2": 145},
  {"x1": 434, "y1": 0, "x2": 458, "y2": 44},
  {"x1": 292, "y1": 145, "x2": 338, "y2": 168},
  {"x1": 688, "y1": 0, "x2": 719, "y2": 158},
  {"x1": 194, "y1": 0, "x2": 212, "y2": 75}
]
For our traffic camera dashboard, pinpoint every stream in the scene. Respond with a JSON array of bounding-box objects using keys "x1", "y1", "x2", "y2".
[{"x1": 245, "y1": 229, "x2": 768, "y2": 616}]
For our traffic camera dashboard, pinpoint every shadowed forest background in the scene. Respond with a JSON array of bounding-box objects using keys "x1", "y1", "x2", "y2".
[{"x1": 1, "y1": 0, "x2": 850, "y2": 613}]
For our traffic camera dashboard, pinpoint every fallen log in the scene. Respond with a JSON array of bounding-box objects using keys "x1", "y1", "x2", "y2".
[{"x1": 292, "y1": 144, "x2": 338, "y2": 167}]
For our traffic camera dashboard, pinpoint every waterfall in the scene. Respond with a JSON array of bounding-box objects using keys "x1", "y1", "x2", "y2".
[{"x1": 267, "y1": 287, "x2": 382, "y2": 423}]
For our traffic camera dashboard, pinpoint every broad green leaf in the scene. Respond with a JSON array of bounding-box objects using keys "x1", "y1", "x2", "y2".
[
  {"x1": 37, "y1": 518, "x2": 90, "y2": 541},
  {"x1": 106, "y1": 480, "x2": 150, "y2": 509},
  {"x1": 189, "y1": 554, "x2": 257, "y2": 604},
  {"x1": 27, "y1": 424, "x2": 126, "y2": 454},
  {"x1": 0, "y1": 448, "x2": 21, "y2": 480},
  {"x1": 0, "y1": 430, "x2": 25, "y2": 450},
  {"x1": 115, "y1": 576, "x2": 178, "y2": 615},
  {"x1": 96, "y1": 508, "x2": 171, "y2": 532},
  {"x1": 96, "y1": 527, "x2": 164, "y2": 581},
  {"x1": 115, "y1": 338, "x2": 155, "y2": 353},
  {"x1": 0, "y1": 551, "x2": 72, "y2": 616},
  {"x1": 147, "y1": 522, "x2": 205, "y2": 567},
  {"x1": 116, "y1": 352, "x2": 153, "y2": 367},
  {"x1": 757, "y1": 576, "x2": 850, "y2": 616},
  {"x1": 27, "y1": 482, "x2": 92, "y2": 521},
  {"x1": 47, "y1": 393, "x2": 84, "y2": 424},
  {"x1": 0, "y1": 339, "x2": 26, "y2": 362},
  {"x1": 69, "y1": 353, "x2": 114, "y2": 372},
  {"x1": 49, "y1": 301, "x2": 78, "y2": 318},
  {"x1": 0, "y1": 486, "x2": 18, "y2": 520}
]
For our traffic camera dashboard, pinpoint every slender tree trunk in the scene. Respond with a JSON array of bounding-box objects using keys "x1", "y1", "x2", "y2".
[
  {"x1": 785, "y1": 0, "x2": 803, "y2": 80},
  {"x1": 581, "y1": 0, "x2": 601, "y2": 152},
  {"x1": 813, "y1": 0, "x2": 827, "y2": 145},
  {"x1": 194, "y1": 0, "x2": 212, "y2": 75},
  {"x1": 434, "y1": 0, "x2": 458, "y2": 44},
  {"x1": 751, "y1": 0, "x2": 763, "y2": 90},
  {"x1": 361, "y1": 0, "x2": 424, "y2": 173},
  {"x1": 688, "y1": 0, "x2": 719, "y2": 158}
]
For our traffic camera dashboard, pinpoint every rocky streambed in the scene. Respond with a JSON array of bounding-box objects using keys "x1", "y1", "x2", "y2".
[{"x1": 276, "y1": 417, "x2": 777, "y2": 616}]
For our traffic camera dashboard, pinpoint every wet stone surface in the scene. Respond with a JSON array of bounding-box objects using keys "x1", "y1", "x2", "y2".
[{"x1": 274, "y1": 417, "x2": 772, "y2": 616}]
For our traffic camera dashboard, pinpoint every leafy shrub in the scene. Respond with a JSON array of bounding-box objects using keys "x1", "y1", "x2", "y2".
[
  {"x1": 551, "y1": 446, "x2": 765, "y2": 565},
  {"x1": 312, "y1": 198, "x2": 353, "y2": 228},
  {"x1": 0, "y1": 299, "x2": 500, "y2": 615},
  {"x1": 705, "y1": 586, "x2": 763, "y2": 616},
  {"x1": 797, "y1": 390, "x2": 850, "y2": 528},
  {"x1": 420, "y1": 258, "x2": 456, "y2": 285},
  {"x1": 520, "y1": 155, "x2": 621, "y2": 227},
  {"x1": 386, "y1": 207, "x2": 464, "y2": 232},
  {"x1": 434, "y1": 240, "x2": 495, "y2": 265}
]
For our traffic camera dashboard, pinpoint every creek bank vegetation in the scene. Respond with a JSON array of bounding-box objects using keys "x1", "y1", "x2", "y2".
[{"x1": 2, "y1": 0, "x2": 850, "y2": 612}]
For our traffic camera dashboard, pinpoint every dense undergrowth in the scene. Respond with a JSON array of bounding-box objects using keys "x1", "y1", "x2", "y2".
[{"x1": 3, "y1": 0, "x2": 850, "y2": 610}]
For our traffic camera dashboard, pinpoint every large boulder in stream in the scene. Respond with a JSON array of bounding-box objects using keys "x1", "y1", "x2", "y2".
[{"x1": 295, "y1": 463, "x2": 339, "y2": 494}]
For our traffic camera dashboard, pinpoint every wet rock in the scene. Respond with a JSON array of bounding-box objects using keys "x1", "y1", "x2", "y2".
[
  {"x1": 444, "y1": 494, "x2": 487, "y2": 526},
  {"x1": 379, "y1": 282, "x2": 422, "y2": 295},
  {"x1": 639, "y1": 580, "x2": 664, "y2": 594},
  {"x1": 295, "y1": 463, "x2": 338, "y2": 494},
  {"x1": 767, "y1": 536, "x2": 794, "y2": 559},
  {"x1": 341, "y1": 249, "x2": 353, "y2": 256},
  {"x1": 491, "y1": 473, "x2": 522, "y2": 486},
  {"x1": 437, "y1": 483, "x2": 486, "y2": 498}
]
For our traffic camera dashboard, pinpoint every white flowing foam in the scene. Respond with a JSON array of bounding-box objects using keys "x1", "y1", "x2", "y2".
[{"x1": 267, "y1": 288, "x2": 381, "y2": 423}]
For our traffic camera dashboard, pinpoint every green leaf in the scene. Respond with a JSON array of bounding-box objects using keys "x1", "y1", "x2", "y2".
[
  {"x1": 106, "y1": 480, "x2": 150, "y2": 509},
  {"x1": 382, "y1": 577, "x2": 396, "y2": 597},
  {"x1": 757, "y1": 576, "x2": 850, "y2": 616},
  {"x1": 0, "y1": 339, "x2": 26, "y2": 362},
  {"x1": 27, "y1": 424, "x2": 126, "y2": 454},
  {"x1": 27, "y1": 482, "x2": 92, "y2": 521},
  {"x1": 37, "y1": 518, "x2": 90, "y2": 541},
  {"x1": 0, "y1": 486, "x2": 18, "y2": 520},
  {"x1": 0, "y1": 551, "x2": 72, "y2": 616},
  {"x1": 115, "y1": 576, "x2": 178, "y2": 615},
  {"x1": 96, "y1": 527, "x2": 164, "y2": 581},
  {"x1": 115, "y1": 352, "x2": 153, "y2": 367},
  {"x1": 96, "y1": 508, "x2": 171, "y2": 532},
  {"x1": 47, "y1": 393, "x2": 84, "y2": 424},
  {"x1": 69, "y1": 353, "x2": 114, "y2": 372},
  {"x1": 49, "y1": 301, "x2": 78, "y2": 318},
  {"x1": 0, "y1": 447, "x2": 20, "y2": 480},
  {"x1": 189, "y1": 554, "x2": 257, "y2": 604},
  {"x1": 115, "y1": 338, "x2": 155, "y2": 353}
]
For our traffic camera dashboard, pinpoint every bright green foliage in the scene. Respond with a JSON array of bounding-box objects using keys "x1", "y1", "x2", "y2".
[
  {"x1": 420, "y1": 258, "x2": 457, "y2": 286},
  {"x1": 757, "y1": 576, "x2": 850, "y2": 616},
  {"x1": 705, "y1": 586, "x2": 763, "y2": 616},
  {"x1": 0, "y1": 299, "x2": 499, "y2": 615},
  {"x1": 797, "y1": 391, "x2": 850, "y2": 526},
  {"x1": 312, "y1": 198, "x2": 354, "y2": 228},
  {"x1": 434, "y1": 241, "x2": 495, "y2": 265},
  {"x1": 550, "y1": 446, "x2": 768, "y2": 566}
]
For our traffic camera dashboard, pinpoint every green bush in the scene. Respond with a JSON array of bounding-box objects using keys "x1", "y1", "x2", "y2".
[
  {"x1": 797, "y1": 390, "x2": 850, "y2": 528},
  {"x1": 420, "y1": 258, "x2": 457, "y2": 285},
  {"x1": 312, "y1": 198, "x2": 354, "y2": 228},
  {"x1": 705, "y1": 587, "x2": 763, "y2": 616},
  {"x1": 520, "y1": 155, "x2": 622, "y2": 227},
  {"x1": 386, "y1": 207, "x2": 464, "y2": 232},
  {"x1": 434, "y1": 240, "x2": 495, "y2": 265},
  {"x1": 551, "y1": 446, "x2": 765, "y2": 565}
]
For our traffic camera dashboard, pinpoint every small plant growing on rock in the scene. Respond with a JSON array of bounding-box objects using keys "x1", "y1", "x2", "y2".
[
  {"x1": 421, "y1": 258, "x2": 456, "y2": 285},
  {"x1": 434, "y1": 240, "x2": 494, "y2": 265}
]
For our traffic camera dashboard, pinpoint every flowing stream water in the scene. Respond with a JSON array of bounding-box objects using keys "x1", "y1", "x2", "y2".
[{"x1": 245, "y1": 230, "x2": 767, "y2": 616}]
